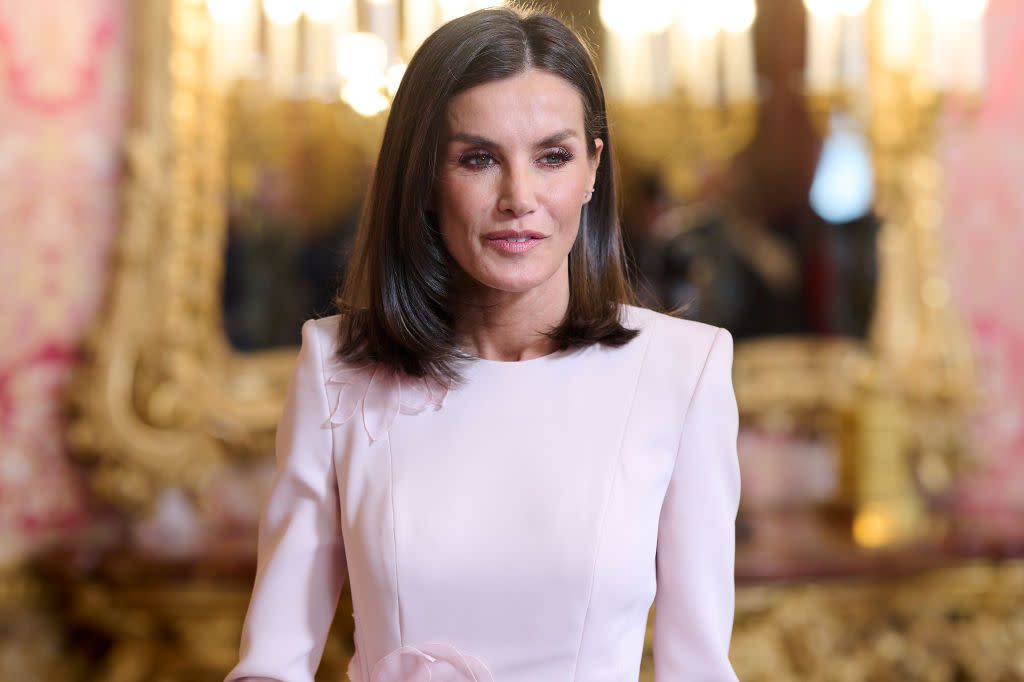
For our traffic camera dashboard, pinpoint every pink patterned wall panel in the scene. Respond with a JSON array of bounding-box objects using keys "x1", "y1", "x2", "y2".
[
  {"x1": 0, "y1": 0, "x2": 125, "y2": 564},
  {"x1": 944, "y1": 0, "x2": 1024, "y2": 520}
]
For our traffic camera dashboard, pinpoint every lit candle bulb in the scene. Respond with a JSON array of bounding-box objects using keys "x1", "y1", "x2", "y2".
[
  {"x1": 956, "y1": 12, "x2": 986, "y2": 94},
  {"x1": 804, "y1": 2, "x2": 841, "y2": 94},
  {"x1": 685, "y1": 32, "x2": 721, "y2": 108},
  {"x1": 302, "y1": 0, "x2": 343, "y2": 97},
  {"x1": 723, "y1": 30, "x2": 755, "y2": 104},
  {"x1": 676, "y1": 0, "x2": 723, "y2": 109},
  {"x1": 721, "y1": 0, "x2": 758, "y2": 104},
  {"x1": 922, "y1": 0, "x2": 989, "y2": 94},
  {"x1": 367, "y1": 0, "x2": 399, "y2": 64},
  {"x1": 207, "y1": 0, "x2": 258, "y2": 86},
  {"x1": 264, "y1": 0, "x2": 301, "y2": 96},
  {"x1": 403, "y1": 0, "x2": 436, "y2": 58},
  {"x1": 840, "y1": 11, "x2": 867, "y2": 91},
  {"x1": 879, "y1": 0, "x2": 917, "y2": 72},
  {"x1": 438, "y1": 0, "x2": 474, "y2": 23},
  {"x1": 604, "y1": 32, "x2": 654, "y2": 104}
]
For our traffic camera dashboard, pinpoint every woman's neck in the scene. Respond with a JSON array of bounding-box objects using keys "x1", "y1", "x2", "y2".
[{"x1": 454, "y1": 273, "x2": 570, "y2": 362}]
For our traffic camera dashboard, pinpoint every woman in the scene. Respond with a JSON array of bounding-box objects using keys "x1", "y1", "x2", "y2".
[{"x1": 227, "y1": 7, "x2": 740, "y2": 682}]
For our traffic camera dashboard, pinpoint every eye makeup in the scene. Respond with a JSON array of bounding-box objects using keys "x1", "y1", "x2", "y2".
[
  {"x1": 539, "y1": 148, "x2": 574, "y2": 166},
  {"x1": 455, "y1": 147, "x2": 575, "y2": 171}
]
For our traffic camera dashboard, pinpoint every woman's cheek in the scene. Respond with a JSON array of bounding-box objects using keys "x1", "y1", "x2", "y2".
[
  {"x1": 550, "y1": 179, "x2": 584, "y2": 210},
  {"x1": 453, "y1": 179, "x2": 492, "y2": 228}
]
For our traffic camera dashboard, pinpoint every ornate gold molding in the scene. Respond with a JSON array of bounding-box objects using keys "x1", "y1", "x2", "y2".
[
  {"x1": 609, "y1": 101, "x2": 758, "y2": 198},
  {"x1": 0, "y1": 569, "x2": 79, "y2": 681},
  {"x1": 57, "y1": 558, "x2": 1024, "y2": 680},
  {"x1": 69, "y1": 0, "x2": 294, "y2": 510},
  {"x1": 64, "y1": 564, "x2": 355, "y2": 681},
  {"x1": 728, "y1": 561, "x2": 1024, "y2": 681},
  {"x1": 733, "y1": 337, "x2": 872, "y2": 418}
]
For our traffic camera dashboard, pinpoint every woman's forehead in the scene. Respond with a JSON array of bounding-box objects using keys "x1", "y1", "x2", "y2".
[{"x1": 444, "y1": 69, "x2": 586, "y2": 143}]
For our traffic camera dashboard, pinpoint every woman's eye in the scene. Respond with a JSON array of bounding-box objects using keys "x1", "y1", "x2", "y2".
[
  {"x1": 459, "y1": 152, "x2": 495, "y2": 168},
  {"x1": 540, "y1": 149, "x2": 574, "y2": 166}
]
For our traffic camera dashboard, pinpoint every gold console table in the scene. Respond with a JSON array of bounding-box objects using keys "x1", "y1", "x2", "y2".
[{"x1": 24, "y1": 517, "x2": 1024, "y2": 682}]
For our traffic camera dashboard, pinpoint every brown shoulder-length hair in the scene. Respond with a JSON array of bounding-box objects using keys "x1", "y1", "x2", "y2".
[{"x1": 334, "y1": 5, "x2": 638, "y2": 383}]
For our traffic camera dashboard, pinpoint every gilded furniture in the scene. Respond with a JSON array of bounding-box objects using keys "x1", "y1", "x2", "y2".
[
  {"x1": 36, "y1": 550, "x2": 1024, "y2": 681},
  {"x1": 0, "y1": 568, "x2": 81, "y2": 681}
]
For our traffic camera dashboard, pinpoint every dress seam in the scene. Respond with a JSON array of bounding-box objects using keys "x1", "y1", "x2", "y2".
[
  {"x1": 568, "y1": 316, "x2": 658, "y2": 681},
  {"x1": 669, "y1": 327, "x2": 722, "y2": 478}
]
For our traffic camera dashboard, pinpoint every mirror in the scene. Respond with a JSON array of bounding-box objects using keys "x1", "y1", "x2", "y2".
[
  {"x1": 214, "y1": 0, "x2": 882, "y2": 352},
  {"x1": 614, "y1": 0, "x2": 879, "y2": 340},
  {"x1": 222, "y1": 90, "x2": 378, "y2": 350}
]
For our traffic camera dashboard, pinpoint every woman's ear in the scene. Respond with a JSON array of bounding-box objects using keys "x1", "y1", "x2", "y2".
[{"x1": 589, "y1": 138, "x2": 604, "y2": 189}]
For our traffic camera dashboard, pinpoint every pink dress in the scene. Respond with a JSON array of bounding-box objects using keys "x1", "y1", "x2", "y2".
[{"x1": 226, "y1": 305, "x2": 740, "y2": 682}]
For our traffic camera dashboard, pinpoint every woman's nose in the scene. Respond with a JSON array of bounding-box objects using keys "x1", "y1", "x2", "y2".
[{"x1": 496, "y1": 163, "x2": 537, "y2": 217}]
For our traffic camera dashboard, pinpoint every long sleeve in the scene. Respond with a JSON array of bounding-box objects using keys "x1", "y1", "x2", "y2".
[
  {"x1": 226, "y1": 319, "x2": 347, "y2": 682},
  {"x1": 653, "y1": 328, "x2": 741, "y2": 682}
]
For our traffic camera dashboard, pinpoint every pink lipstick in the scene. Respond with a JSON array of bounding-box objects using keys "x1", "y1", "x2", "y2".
[{"x1": 482, "y1": 230, "x2": 547, "y2": 255}]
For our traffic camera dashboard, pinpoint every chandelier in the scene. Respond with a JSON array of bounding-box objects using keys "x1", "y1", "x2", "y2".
[
  {"x1": 598, "y1": 0, "x2": 759, "y2": 107},
  {"x1": 204, "y1": 0, "x2": 502, "y2": 115},
  {"x1": 803, "y1": 0, "x2": 987, "y2": 101},
  {"x1": 202, "y1": 0, "x2": 990, "y2": 112},
  {"x1": 594, "y1": 0, "x2": 986, "y2": 105}
]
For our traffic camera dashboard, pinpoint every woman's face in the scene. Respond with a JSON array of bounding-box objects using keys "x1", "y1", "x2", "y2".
[{"x1": 436, "y1": 68, "x2": 603, "y2": 300}]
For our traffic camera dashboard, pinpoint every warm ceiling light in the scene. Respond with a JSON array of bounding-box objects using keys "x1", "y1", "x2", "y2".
[
  {"x1": 803, "y1": 0, "x2": 840, "y2": 17},
  {"x1": 335, "y1": 32, "x2": 388, "y2": 81},
  {"x1": 263, "y1": 0, "x2": 302, "y2": 25},
  {"x1": 385, "y1": 63, "x2": 407, "y2": 97},
  {"x1": 599, "y1": 0, "x2": 675, "y2": 37},
  {"x1": 437, "y1": 0, "x2": 474, "y2": 21},
  {"x1": 677, "y1": 0, "x2": 722, "y2": 38},
  {"x1": 837, "y1": 0, "x2": 870, "y2": 16},
  {"x1": 341, "y1": 80, "x2": 390, "y2": 116},
  {"x1": 805, "y1": 0, "x2": 869, "y2": 17},
  {"x1": 302, "y1": 0, "x2": 344, "y2": 23},
  {"x1": 922, "y1": 0, "x2": 989, "y2": 21},
  {"x1": 207, "y1": 0, "x2": 250, "y2": 23},
  {"x1": 720, "y1": 0, "x2": 757, "y2": 33}
]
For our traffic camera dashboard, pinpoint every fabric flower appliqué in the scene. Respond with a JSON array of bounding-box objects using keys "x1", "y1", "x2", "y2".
[
  {"x1": 326, "y1": 365, "x2": 449, "y2": 442},
  {"x1": 368, "y1": 643, "x2": 494, "y2": 682}
]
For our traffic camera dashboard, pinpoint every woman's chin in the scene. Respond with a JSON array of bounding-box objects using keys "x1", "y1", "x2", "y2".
[{"x1": 472, "y1": 269, "x2": 562, "y2": 297}]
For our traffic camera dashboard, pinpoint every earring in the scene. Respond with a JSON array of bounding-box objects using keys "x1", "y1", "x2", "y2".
[{"x1": 584, "y1": 186, "x2": 595, "y2": 201}]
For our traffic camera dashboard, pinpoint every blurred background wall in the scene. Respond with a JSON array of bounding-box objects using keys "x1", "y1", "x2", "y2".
[
  {"x1": 1, "y1": 0, "x2": 1023, "y2": 679},
  {"x1": 0, "y1": 0, "x2": 125, "y2": 564},
  {"x1": 943, "y1": 0, "x2": 1024, "y2": 527},
  {"x1": 2, "y1": 0, "x2": 1021, "y2": 567}
]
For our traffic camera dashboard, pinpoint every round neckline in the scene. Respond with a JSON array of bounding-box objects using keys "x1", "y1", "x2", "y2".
[
  {"x1": 468, "y1": 346, "x2": 570, "y2": 366},
  {"x1": 464, "y1": 344, "x2": 598, "y2": 372},
  {"x1": 458, "y1": 303, "x2": 642, "y2": 370}
]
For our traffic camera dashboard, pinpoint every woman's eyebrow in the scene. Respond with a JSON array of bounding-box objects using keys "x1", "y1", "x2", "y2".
[
  {"x1": 536, "y1": 129, "x2": 578, "y2": 146},
  {"x1": 448, "y1": 128, "x2": 579, "y2": 149},
  {"x1": 449, "y1": 133, "x2": 497, "y2": 148}
]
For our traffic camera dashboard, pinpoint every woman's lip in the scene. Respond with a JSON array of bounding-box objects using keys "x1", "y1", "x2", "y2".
[
  {"x1": 483, "y1": 236, "x2": 545, "y2": 254},
  {"x1": 483, "y1": 230, "x2": 547, "y2": 240}
]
